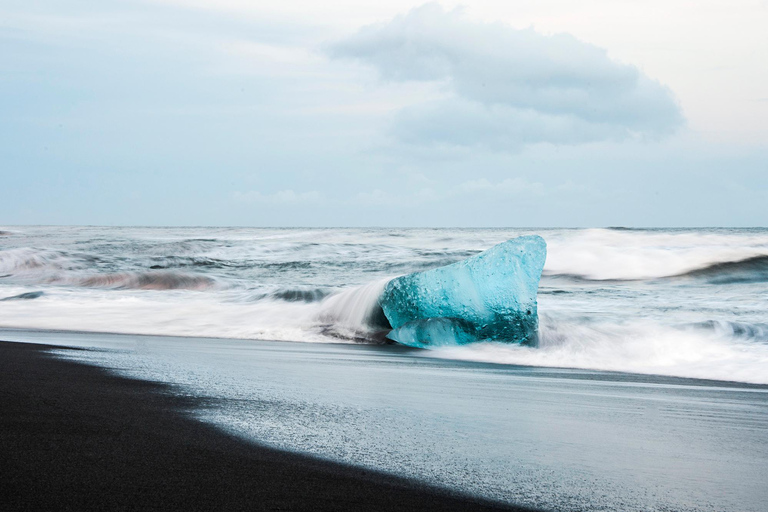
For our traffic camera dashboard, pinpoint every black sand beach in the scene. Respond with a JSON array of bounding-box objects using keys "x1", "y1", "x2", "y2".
[{"x1": 0, "y1": 340, "x2": 529, "y2": 512}]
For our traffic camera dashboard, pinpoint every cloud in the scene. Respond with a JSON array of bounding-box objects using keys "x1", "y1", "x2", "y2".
[{"x1": 329, "y1": 3, "x2": 684, "y2": 150}]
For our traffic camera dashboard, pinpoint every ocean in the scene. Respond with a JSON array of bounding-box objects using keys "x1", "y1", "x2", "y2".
[
  {"x1": 1, "y1": 226, "x2": 767, "y2": 384},
  {"x1": 2, "y1": 226, "x2": 768, "y2": 511}
]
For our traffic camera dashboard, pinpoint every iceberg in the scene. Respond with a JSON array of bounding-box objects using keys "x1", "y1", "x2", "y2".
[{"x1": 379, "y1": 235, "x2": 546, "y2": 348}]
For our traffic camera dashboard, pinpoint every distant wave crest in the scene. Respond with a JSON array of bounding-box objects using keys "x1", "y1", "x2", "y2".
[
  {"x1": 271, "y1": 287, "x2": 330, "y2": 303},
  {"x1": 674, "y1": 255, "x2": 768, "y2": 284},
  {"x1": 686, "y1": 320, "x2": 768, "y2": 343},
  {"x1": 543, "y1": 228, "x2": 768, "y2": 281},
  {"x1": 0, "y1": 248, "x2": 216, "y2": 291},
  {"x1": 79, "y1": 271, "x2": 216, "y2": 291}
]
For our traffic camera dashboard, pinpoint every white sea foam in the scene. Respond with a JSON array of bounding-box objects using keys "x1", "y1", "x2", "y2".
[
  {"x1": 430, "y1": 316, "x2": 768, "y2": 384},
  {"x1": 544, "y1": 228, "x2": 768, "y2": 280},
  {"x1": 0, "y1": 280, "x2": 389, "y2": 344},
  {"x1": 316, "y1": 278, "x2": 389, "y2": 337},
  {"x1": 1, "y1": 226, "x2": 767, "y2": 384},
  {"x1": 0, "y1": 286, "x2": 332, "y2": 342}
]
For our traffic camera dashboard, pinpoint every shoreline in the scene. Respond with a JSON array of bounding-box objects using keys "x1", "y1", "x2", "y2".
[
  {"x1": 0, "y1": 340, "x2": 529, "y2": 512},
  {"x1": 2, "y1": 326, "x2": 767, "y2": 390},
  {"x1": 1, "y1": 329, "x2": 767, "y2": 511}
]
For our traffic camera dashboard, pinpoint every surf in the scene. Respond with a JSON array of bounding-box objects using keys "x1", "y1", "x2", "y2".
[{"x1": 1, "y1": 226, "x2": 767, "y2": 384}]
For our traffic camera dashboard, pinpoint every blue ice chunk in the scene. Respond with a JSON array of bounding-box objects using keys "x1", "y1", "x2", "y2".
[
  {"x1": 379, "y1": 235, "x2": 546, "y2": 348},
  {"x1": 387, "y1": 318, "x2": 477, "y2": 347}
]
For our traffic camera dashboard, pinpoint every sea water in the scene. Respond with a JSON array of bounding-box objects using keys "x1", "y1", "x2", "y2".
[
  {"x1": 2, "y1": 226, "x2": 768, "y2": 511},
  {"x1": 1, "y1": 226, "x2": 767, "y2": 383}
]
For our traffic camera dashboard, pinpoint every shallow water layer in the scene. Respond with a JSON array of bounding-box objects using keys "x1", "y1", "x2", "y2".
[
  {"x1": 1, "y1": 226, "x2": 768, "y2": 383},
  {"x1": 4, "y1": 329, "x2": 767, "y2": 512}
]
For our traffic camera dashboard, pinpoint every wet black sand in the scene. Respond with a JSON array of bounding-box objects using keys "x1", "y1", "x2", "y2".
[{"x1": 0, "y1": 340, "x2": 532, "y2": 512}]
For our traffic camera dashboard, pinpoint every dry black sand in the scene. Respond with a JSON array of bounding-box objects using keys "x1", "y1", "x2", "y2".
[{"x1": 0, "y1": 341, "x2": 534, "y2": 512}]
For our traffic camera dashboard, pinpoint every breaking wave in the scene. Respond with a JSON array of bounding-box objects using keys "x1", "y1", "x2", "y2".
[
  {"x1": 686, "y1": 320, "x2": 768, "y2": 343},
  {"x1": 316, "y1": 279, "x2": 390, "y2": 340},
  {"x1": 674, "y1": 255, "x2": 768, "y2": 284},
  {"x1": 0, "y1": 248, "x2": 217, "y2": 290},
  {"x1": 545, "y1": 255, "x2": 768, "y2": 284},
  {"x1": 2, "y1": 226, "x2": 768, "y2": 384},
  {"x1": 78, "y1": 272, "x2": 217, "y2": 291},
  {"x1": 270, "y1": 287, "x2": 331, "y2": 303},
  {"x1": 0, "y1": 291, "x2": 44, "y2": 301},
  {"x1": 0, "y1": 248, "x2": 74, "y2": 274},
  {"x1": 544, "y1": 229, "x2": 768, "y2": 281}
]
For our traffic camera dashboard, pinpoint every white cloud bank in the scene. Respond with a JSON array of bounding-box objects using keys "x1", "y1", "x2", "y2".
[{"x1": 329, "y1": 3, "x2": 684, "y2": 151}]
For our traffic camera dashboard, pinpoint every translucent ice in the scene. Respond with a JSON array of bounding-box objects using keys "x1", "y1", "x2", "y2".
[{"x1": 379, "y1": 235, "x2": 546, "y2": 348}]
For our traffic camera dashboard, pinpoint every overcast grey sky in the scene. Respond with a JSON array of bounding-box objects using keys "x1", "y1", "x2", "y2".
[{"x1": 1, "y1": 0, "x2": 766, "y2": 226}]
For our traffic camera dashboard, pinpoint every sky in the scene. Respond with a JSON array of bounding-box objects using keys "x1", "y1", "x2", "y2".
[{"x1": 1, "y1": 0, "x2": 767, "y2": 227}]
